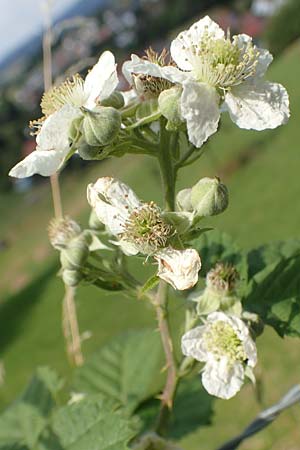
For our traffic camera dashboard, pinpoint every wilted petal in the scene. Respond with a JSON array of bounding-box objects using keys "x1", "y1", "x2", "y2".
[
  {"x1": 84, "y1": 51, "x2": 119, "y2": 108},
  {"x1": 9, "y1": 148, "x2": 70, "y2": 178},
  {"x1": 122, "y1": 54, "x2": 188, "y2": 85},
  {"x1": 171, "y1": 16, "x2": 224, "y2": 71},
  {"x1": 225, "y1": 81, "x2": 290, "y2": 131},
  {"x1": 87, "y1": 177, "x2": 141, "y2": 235},
  {"x1": 181, "y1": 325, "x2": 207, "y2": 362},
  {"x1": 181, "y1": 81, "x2": 220, "y2": 148},
  {"x1": 202, "y1": 358, "x2": 244, "y2": 399},
  {"x1": 156, "y1": 247, "x2": 201, "y2": 290}
]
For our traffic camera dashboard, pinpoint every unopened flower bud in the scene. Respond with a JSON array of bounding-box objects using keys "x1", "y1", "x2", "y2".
[
  {"x1": 158, "y1": 86, "x2": 183, "y2": 130},
  {"x1": 62, "y1": 268, "x2": 83, "y2": 287},
  {"x1": 69, "y1": 116, "x2": 83, "y2": 143},
  {"x1": 77, "y1": 142, "x2": 102, "y2": 160},
  {"x1": 176, "y1": 188, "x2": 193, "y2": 212},
  {"x1": 48, "y1": 217, "x2": 81, "y2": 250},
  {"x1": 81, "y1": 106, "x2": 121, "y2": 147},
  {"x1": 60, "y1": 234, "x2": 90, "y2": 270},
  {"x1": 190, "y1": 177, "x2": 228, "y2": 217},
  {"x1": 100, "y1": 91, "x2": 125, "y2": 109}
]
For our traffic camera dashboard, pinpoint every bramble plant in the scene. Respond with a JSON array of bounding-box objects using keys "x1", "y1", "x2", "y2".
[{"x1": 5, "y1": 15, "x2": 298, "y2": 450}]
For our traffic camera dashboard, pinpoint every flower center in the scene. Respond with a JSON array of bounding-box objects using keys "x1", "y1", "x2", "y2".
[
  {"x1": 41, "y1": 74, "x2": 86, "y2": 116},
  {"x1": 188, "y1": 32, "x2": 259, "y2": 89},
  {"x1": 206, "y1": 263, "x2": 239, "y2": 293},
  {"x1": 133, "y1": 48, "x2": 175, "y2": 100},
  {"x1": 204, "y1": 320, "x2": 246, "y2": 362},
  {"x1": 122, "y1": 201, "x2": 174, "y2": 254}
]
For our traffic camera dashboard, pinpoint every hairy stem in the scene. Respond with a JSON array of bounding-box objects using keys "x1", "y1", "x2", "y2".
[
  {"x1": 154, "y1": 124, "x2": 179, "y2": 435},
  {"x1": 158, "y1": 118, "x2": 176, "y2": 211},
  {"x1": 42, "y1": 0, "x2": 83, "y2": 366},
  {"x1": 154, "y1": 281, "x2": 178, "y2": 436}
]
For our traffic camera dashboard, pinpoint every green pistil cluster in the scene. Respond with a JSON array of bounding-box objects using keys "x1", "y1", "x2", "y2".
[
  {"x1": 204, "y1": 321, "x2": 246, "y2": 362},
  {"x1": 191, "y1": 31, "x2": 259, "y2": 89},
  {"x1": 207, "y1": 262, "x2": 239, "y2": 293},
  {"x1": 122, "y1": 201, "x2": 174, "y2": 254}
]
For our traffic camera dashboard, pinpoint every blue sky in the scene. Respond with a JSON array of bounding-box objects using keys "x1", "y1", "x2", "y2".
[{"x1": 0, "y1": 0, "x2": 80, "y2": 62}]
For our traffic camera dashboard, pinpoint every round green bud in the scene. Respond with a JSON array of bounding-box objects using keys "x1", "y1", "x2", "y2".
[
  {"x1": 190, "y1": 177, "x2": 228, "y2": 217},
  {"x1": 158, "y1": 86, "x2": 183, "y2": 130},
  {"x1": 60, "y1": 234, "x2": 89, "y2": 270},
  {"x1": 62, "y1": 268, "x2": 83, "y2": 287},
  {"x1": 100, "y1": 91, "x2": 125, "y2": 109},
  {"x1": 82, "y1": 106, "x2": 121, "y2": 147},
  {"x1": 176, "y1": 188, "x2": 193, "y2": 212},
  {"x1": 77, "y1": 142, "x2": 102, "y2": 160}
]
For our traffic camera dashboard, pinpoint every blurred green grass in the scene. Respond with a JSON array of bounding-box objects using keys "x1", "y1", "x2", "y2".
[{"x1": 0, "y1": 42, "x2": 300, "y2": 449}]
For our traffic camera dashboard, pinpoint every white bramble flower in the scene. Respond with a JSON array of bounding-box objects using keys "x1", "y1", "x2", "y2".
[
  {"x1": 181, "y1": 312, "x2": 257, "y2": 399},
  {"x1": 87, "y1": 177, "x2": 201, "y2": 290},
  {"x1": 9, "y1": 51, "x2": 118, "y2": 178},
  {"x1": 123, "y1": 16, "x2": 289, "y2": 148}
]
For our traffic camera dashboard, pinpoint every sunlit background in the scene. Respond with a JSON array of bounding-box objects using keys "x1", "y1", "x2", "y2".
[{"x1": 1, "y1": 0, "x2": 300, "y2": 449}]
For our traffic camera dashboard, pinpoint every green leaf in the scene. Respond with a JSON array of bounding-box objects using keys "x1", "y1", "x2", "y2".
[
  {"x1": 51, "y1": 397, "x2": 136, "y2": 450},
  {"x1": 247, "y1": 239, "x2": 300, "y2": 278},
  {"x1": 137, "y1": 376, "x2": 214, "y2": 440},
  {"x1": 0, "y1": 367, "x2": 63, "y2": 450},
  {"x1": 21, "y1": 366, "x2": 63, "y2": 416},
  {"x1": 0, "y1": 403, "x2": 46, "y2": 449},
  {"x1": 73, "y1": 330, "x2": 165, "y2": 414},
  {"x1": 244, "y1": 253, "x2": 300, "y2": 337}
]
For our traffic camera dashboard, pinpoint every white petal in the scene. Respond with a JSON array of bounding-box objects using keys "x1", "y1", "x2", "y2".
[
  {"x1": 225, "y1": 81, "x2": 290, "y2": 130},
  {"x1": 181, "y1": 81, "x2": 220, "y2": 148},
  {"x1": 181, "y1": 325, "x2": 207, "y2": 362},
  {"x1": 171, "y1": 16, "x2": 224, "y2": 71},
  {"x1": 155, "y1": 247, "x2": 201, "y2": 290},
  {"x1": 84, "y1": 51, "x2": 119, "y2": 108},
  {"x1": 235, "y1": 34, "x2": 273, "y2": 79},
  {"x1": 122, "y1": 54, "x2": 188, "y2": 85},
  {"x1": 115, "y1": 238, "x2": 140, "y2": 256},
  {"x1": 202, "y1": 358, "x2": 244, "y2": 399},
  {"x1": 9, "y1": 148, "x2": 70, "y2": 178},
  {"x1": 255, "y1": 47, "x2": 273, "y2": 78},
  {"x1": 36, "y1": 104, "x2": 78, "y2": 151},
  {"x1": 87, "y1": 177, "x2": 141, "y2": 236},
  {"x1": 10, "y1": 105, "x2": 78, "y2": 178}
]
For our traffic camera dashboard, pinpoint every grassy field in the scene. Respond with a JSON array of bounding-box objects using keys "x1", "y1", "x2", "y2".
[{"x1": 0, "y1": 42, "x2": 300, "y2": 449}]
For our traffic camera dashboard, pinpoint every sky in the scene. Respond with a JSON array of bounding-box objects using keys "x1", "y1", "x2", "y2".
[{"x1": 0, "y1": 0, "x2": 80, "y2": 63}]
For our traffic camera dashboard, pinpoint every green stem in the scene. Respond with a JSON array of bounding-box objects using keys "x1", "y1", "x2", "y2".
[
  {"x1": 154, "y1": 120, "x2": 180, "y2": 435},
  {"x1": 158, "y1": 118, "x2": 176, "y2": 211}
]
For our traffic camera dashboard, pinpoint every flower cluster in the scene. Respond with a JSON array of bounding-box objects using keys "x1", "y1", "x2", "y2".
[
  {"x1": 14, "y1": 15, "x2": 290, "y2": 407},
  {"x1": 87, "y1": 177, "x2": 201, "y2": 290},
  {"x1": 9, "y1": 16, "x2": 289, "y2": 179}
]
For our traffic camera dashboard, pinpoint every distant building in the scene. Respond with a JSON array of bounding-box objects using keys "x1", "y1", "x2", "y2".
[{"x1": 251, "y1": 0, "x2": 287, "y2": 17}]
